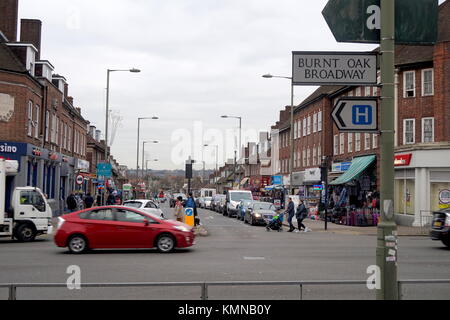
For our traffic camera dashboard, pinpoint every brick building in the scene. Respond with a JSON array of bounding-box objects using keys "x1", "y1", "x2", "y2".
[{"x1": 0, "y1": 0, "x2": 90, "y2": 215}]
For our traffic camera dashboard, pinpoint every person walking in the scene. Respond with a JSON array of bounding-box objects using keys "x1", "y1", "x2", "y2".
[
  {"x1": 66, "y1": 193, "x2": 78, "y2": 213},
  {"x1": 184, "y1": 193, "x2": 199, "y2": 226},
  {"x1": 84, "y1": 193, "x2": 94, "y2": 209},
  {"x1": 286, "y1": 197, "x2": 295, "y2": 232},
  {"x1": 174, "y1": 196, "x2": 184, "y2": 222},
  {"x1": 106, "y1": 192, "x2": 116, "y2": 205},
  {"x1": 295, "y1": 199, "x2": 308, "y2": 232}
]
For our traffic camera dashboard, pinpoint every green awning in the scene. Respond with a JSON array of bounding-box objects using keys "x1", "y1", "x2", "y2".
[{"x1": 330, "y1": 155, "x2": 376, "y2": 185}]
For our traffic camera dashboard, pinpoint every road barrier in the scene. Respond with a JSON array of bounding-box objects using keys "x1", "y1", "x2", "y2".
[{"x1": 1, "y1": 279, "x2": 450, "y2": 300}]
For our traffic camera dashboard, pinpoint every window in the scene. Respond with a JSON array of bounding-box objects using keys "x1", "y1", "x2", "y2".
[
  {"x1": 307, "y1": 116, "x2": 311, "y2": 135},
  {"x1": 55, "y1": 117, "x2": 59, "y2": 146},
  {"x1": 79, "y1": 209, "x2": 114, "y2": 221},
  {"x1": 348, "y1": 133, "x2": 353, "y2": 153},
  {"x1": 365, "y1": 133, "x2": 371, "y2": 150},
  {"x1": 34, "y1": 105, "x2": 40, "y2": 139},
  {"x1": 303, "y1": 119, "x2": 306, "y2": 137},
  {"x1": 144, "y1": 202, "x2": 157, "y2": 209},
  {"x1": 19, "y1": 190, "x2": 46, "y2": 212},
  {"x1": 27, "y1": 101, "x2": 33, "y2": 136},
  {"x1": 298, "y1": 120, "x2": 301, "y2": 138},
  {"x1": 68, "y1": 126, "x2": 72, "y2": 151},
  {"x1": 63, "y1": 123, "x2": 67, "y2": 150},
  {"x1": 365, "y1": 86, "x2": 371, "y2": 96},
  {"x1": 313, "y1": 113, "x2": 318, "y2": 133},
  {"x1": 294, "y1": 121, "x2": 298, "y2": 139},
  {"x1": 404, "y1": 71, "x2": 415, "y2": 97},
  {"x1": 348, "y1": 90, "x2": 353, "y2": 97},
  {"x1": 318, "y1": 111, "x2": 322, "y2": 132},
  {"x1": 373, "y1": 134, "x2": 378, "y2": 149},
  {"x1": 334, "y1": 135, "x2": 339, "y2": 155},
  {"x1": 403, "y1": 119, "x2": 415, "y2": 144},
  {"x1": 317, "y1": 146, "x2": 321, "y2": 164},
  {"x1": 313, "y1": 146, "x2": 317, "y2": 165},
  {"x1": 340, "y1": 133, "x2": 345, "y2": 155},
  {"x1": 372, "y1": 86, "x2": 378, "y2": 96},
  {"x1": 422, "y1": 117, "x2": 434, "y2": 143},
  {"x1": 45, "y1": 111, "x2": 49, "y2": 142},
  {"x1": 355, "y1": 133, "x2": 361, "y2": 152},
  {"x1": 422, "y1": 69, "x2": 434, "y2": 96},
  {"x1": 307, "y1": 148, "x2": 310, "y2": 166},
  {"x1": 303, "y1": 149, "x2": 306, "y2": 167},
  {"x1": 115, "y1": 209, "x2": 148, "y2": 223}
]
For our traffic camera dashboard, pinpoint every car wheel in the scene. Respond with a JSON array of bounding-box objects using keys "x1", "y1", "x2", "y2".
[
  {"x1": 156, "y1": 234, "x2": 175, "y2": 253},
  {"x1": 15, "y1": 224, "x2": 36, "y2": 242},
  {"x1": 442, "y1": 237, "x2": 450, "y2": 248},
  {"x1": 68, "y1": 235, "x2": 88, "y2": 254},
  {"x1": 250, "y1": 217, "x2": 254, "y2": 226}
]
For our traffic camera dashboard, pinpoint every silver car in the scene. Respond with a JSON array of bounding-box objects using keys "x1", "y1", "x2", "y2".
[{"x1": 123, "y1": 200, "x2": 165, "y2": 218}]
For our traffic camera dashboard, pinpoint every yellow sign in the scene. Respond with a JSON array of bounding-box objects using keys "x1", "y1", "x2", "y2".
[{"x1": 184, "y1": 208, "x2": 195, "y2": 227}]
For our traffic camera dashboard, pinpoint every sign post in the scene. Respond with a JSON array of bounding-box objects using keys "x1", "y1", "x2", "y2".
[{"x1": 184, "y1": 207, "x2": 195, "y2": 227}]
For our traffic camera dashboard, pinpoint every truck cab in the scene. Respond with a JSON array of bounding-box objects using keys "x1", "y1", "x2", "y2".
[{"x1": 0, "y1": 159, "x2": 53, "y2": 242}]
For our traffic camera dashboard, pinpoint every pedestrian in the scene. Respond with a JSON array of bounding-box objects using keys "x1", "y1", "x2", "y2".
[
  {"x1": 66, "y1": 193, "x2": 78, "y2": 213},
  {"x1": 295, "y1": 200, "x2": 308, "y2": 232},
  {"x1": 96, "y1": 193, "x2": 102, "y2": 206},
  {"x1": 174, "y1": 196, "x2": 184, "y2": 222},
  {"x1": 106, "y1": 192, "x2": 116, "y2": 205},
  {"x1": 84, "y1": 193, "x2": 94, "y2": 209},
  {"x1": 286, "y1": 197, "x2": 295, "y2": 232}
]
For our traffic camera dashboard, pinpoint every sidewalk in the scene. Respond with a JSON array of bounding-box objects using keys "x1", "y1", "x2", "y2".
[{"x1": 283, "y1": 218, "x2": 429, "y2": 236}]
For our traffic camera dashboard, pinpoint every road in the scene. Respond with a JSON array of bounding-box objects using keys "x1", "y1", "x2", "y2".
[{"x1": 0, "y1": 205, "x2": 449, "y2": 300}]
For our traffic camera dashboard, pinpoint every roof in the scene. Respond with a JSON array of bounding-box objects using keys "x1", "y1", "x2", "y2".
[
  {"x1": 0, "y1": 43, "x2": 26, "y2": 73},
  {"x1": 295, "y1": 85, "x2": 344, "y2": 113}
]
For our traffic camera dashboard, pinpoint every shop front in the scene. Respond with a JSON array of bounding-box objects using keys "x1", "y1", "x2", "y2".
[
  {"x1": 394, "y1": 149, "x2": 450, "y2": 226},
  {"x1": 303, "y1": 167, "x2": 322, "y2": 208}
]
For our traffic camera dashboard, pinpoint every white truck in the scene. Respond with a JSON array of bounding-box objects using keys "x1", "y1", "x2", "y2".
[{"x1": 0, "y1": 158, "x2": 53, "y2": 242}]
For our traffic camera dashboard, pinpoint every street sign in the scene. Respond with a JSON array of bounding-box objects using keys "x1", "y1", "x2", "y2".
[
  {"x1": 76, "y1": 175, "x2": 84, "y2": 185},
  {"x1": 184, "y1": 208, "x2": 194, "y2": 227},
  {"x1": 322, "y1": 0, "x2": 438, "y2": 44},
  {"x1": 96, "y1": 163, "x2": 112, "y2": 178},
  {"x1": 292, "y1": 51, "x2": 377, "y2": 86},
  {"x1": 332, "y1": 98, "x2": 378, "y2": 132}
]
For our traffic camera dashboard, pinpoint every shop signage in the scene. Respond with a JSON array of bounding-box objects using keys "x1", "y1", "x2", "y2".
[
  {"x1": 271, "y1": 175, "x2": 283, "y2": 185},
  {"x1": 76, "y1": 159, "x2": 90, "y2": 172},
  {"x1": 305, "y1": 168, "x2": 321, "y2": 182},
  {"x1": 332, "y1": 162, "x2": 352, "y2": 172},
  {"x1": 394, "y1": 154, "x2": 412, "y2": 167},
  {"x1": 292, "y1": 51, "x2": 377, "y2": 86},
  {"x1": 96, "y1": 163, "x2": 112, "y2": 178},
  {"x1": 49, "y1": 152, "x2": 59, "y2": 161},
  {"x1": 0, "y1": 141, "x2": 27, "y2": 156},
  {"x1": 439, "y1": 190, "x2": 450, "y2": 205},
  {"x1": 291, "y1": 172, "x2": 305, "y2": 186},
  {"x1": 313, "y1": 185, "x2": 323, "y2": 191}
]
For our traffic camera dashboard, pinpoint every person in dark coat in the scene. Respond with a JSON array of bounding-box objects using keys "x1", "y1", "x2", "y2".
[
  {"x1": 106, "y1": 192, "x2": 116, "y2": 205},
  {"x1": 66, "y1": 193, "x2": 78, "y2": 213},
  {"x1": 84, "y1": 193, "x2": 94, "y2": 209},
  {"x1": 286, "y1": 198, "x2": 295, "y2": 232},
  {"x1": 295, "y1": 200, "x2": 308, "y2": 232}
]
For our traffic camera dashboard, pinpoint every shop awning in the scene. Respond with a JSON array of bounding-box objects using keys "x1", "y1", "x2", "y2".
[{"x1": 330, "y1": 155, "x2": 376, "y2": 185}]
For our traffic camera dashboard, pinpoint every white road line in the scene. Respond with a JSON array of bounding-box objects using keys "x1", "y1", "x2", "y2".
[{"x1": 243, "y1": 257, "x2": 266, "y2": 260}]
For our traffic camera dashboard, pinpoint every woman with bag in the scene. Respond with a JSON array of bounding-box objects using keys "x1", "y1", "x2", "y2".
[{"x1": 174, "y1": 196, "x2": 184, "y2": 222}]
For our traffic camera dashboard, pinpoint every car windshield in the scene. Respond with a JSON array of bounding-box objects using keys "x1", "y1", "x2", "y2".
[
  {"x1": 123, "y1": 202, "x2": 142, "y2": 208},
  {"x1": 205, "y1": 197, "x2": 212, "y2": 201},
  {"x1": 230, "y1": 192, "x2": 253, "y2": 201},
  {"x1": 253, "y1": 202, "x2": 275, "y2": 211}
]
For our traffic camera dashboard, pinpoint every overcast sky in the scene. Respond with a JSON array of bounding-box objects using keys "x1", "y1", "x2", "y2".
[{"x1": 18, "y1": 0, "x2": 411, "y2": 170}]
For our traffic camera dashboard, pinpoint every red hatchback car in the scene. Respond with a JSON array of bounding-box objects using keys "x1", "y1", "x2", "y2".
[{"x1": 54, "y1": 206, "x2": 195, "y2": 254}]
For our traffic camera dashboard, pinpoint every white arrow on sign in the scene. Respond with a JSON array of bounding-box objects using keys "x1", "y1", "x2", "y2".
[{"x1": 331, "y1": 98, "x2": 378, "y2": 132}]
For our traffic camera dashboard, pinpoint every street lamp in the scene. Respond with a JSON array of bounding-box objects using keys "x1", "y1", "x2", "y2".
[
  {"x1": 262, "y1": 73, "x2": 294, "y2": 195},
  {"x1": 136, "y1": 116, "x2": 159, "y2": 178},
  {"x1": 145, "y1": 159, "x2": 159, "y2": 175},
  {"x1": 142, "y1": 140, "x2": 159, "y2": 180},
  {"x1": 105, "y1": 68, "x2": 141, "y2": 161}
]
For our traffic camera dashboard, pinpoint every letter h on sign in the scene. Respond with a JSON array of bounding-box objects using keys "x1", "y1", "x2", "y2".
[{"x1": 352, "y1": 105, "x2": 372, "y2": 125}]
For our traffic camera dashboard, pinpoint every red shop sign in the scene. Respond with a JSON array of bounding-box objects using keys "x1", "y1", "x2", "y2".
[{"x1": 394, "y1": 154, "x2": 412, "y2": 167}]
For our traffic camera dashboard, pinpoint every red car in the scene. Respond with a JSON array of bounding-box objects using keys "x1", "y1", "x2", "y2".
[{"x1": 54, "y1": 206, "x2": 195, "y2": 254}]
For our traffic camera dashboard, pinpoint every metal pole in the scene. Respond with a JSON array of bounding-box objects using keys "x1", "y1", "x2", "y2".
[
  {"x1": 136, "y1": 118, "x2": 140, "y2": 180},
  {"x1": 239, "y1": 117, "x2": 242, "y2": 160},
  {"x1": 142, "y1": 141, "x2": 146, "y2": 182},
  {"x1": 289, "y1": 82, "x2": 294, "y2": 195},
  {"x1": 376, "y1": 0, "x2": 398, "y2": 300},
  {"x1": 105, "y1": 70, "x2": 110, "y2": 161}
]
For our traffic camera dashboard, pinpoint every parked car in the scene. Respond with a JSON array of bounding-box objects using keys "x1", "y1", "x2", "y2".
[
  {"x1": 430, "y1": 207, "x2": 450, "y2": 247},
  {"x1": 237, "y1": 199, "x2": 254, "y2": 221},
  {"x1": 54, "y1": 206, "x2": 195, "y2": 254},
  {"x1": 212, "y1": 194, "x2": 225, "y2": 212},
  {"x1": 244, "y1": 202, "x2": 277, "y2": 226},
  {"x1": 123, "y1": 200, "x2": 164, "y2": 218},
  {"x1": 225, "y1": 190, "x2": 253, "y2": 217},
  {"x1": 203, "y1": 197, "x2": 213, "y2": 209},
  {"x1": 198, "y1": 197, "x2": 205, "y2": 208},
  {"x1": 217, "y1": 195, "x2": 227, "y2": 214}
]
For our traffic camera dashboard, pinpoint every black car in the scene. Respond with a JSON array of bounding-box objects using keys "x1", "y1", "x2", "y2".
[
  {"x1": 244, "y1": 202, "x2": 277, "y2": 226},
  {"x1": 430, "y1": 208, "x2": 450, "y2": 247}
]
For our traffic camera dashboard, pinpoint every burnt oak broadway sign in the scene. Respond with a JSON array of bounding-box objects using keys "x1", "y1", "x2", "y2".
[
  {"x1": 292, "y1": 51, "x2": 377, "y2": 85},
  {"x1": 322, "y1": 0, "x2": 438, "y2": 44}
]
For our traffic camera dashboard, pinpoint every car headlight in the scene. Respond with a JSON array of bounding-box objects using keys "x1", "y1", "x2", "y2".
[
  {"x1": 57, "y1": 217, "x2": 65, "y2": 230},
  {"x1": 174, "y1": 225, "x2": 190, "y2": 232},
  {"x1": 254, "y1": 213, "x2": 261, "y2": 218}
]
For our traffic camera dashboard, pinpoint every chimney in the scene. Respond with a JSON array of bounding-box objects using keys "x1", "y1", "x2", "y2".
[
  {"x1": 20, "y1": 19, "x2": 42, "y2": 59},
  {"x1": 0, "y1": 0, "x2": 18, "y2": 42},
  {"x1": 67, "y1": 96, "x2": 74, "y2": 105},
  {"x1": 89, "y1": 126, "x2": 96, "y2": 137},
  {"x1": 95, "y1": 130, "x2": 101, "y2": 142},
  {"x1": 64, "y1": 83, "x2": 68, "y2": 99}
]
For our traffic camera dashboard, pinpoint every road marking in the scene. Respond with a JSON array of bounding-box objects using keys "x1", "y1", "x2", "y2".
[{"x1": 243, "y1": 257, "x2": 266, "y2": 260}]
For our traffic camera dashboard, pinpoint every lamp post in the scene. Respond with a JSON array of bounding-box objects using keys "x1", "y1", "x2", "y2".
[
  {"x1": 136, "y1": 116, "x2": 159, "y2": 179},
  {"x1": 262, "y1": 74, "x2": 294, "y2": 195},
  {"x1": 105, "y1": 68, "x2": 141, "y2": 161},
  {"x1": 142, "y1": 140, "x2": 159, "y2": 181}
]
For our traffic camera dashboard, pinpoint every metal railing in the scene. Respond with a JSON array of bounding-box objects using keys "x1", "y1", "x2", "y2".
[
  {"x1": 2, "y1": 279, "x2": 450, "y2": 300},
  {"x1": 420, "y1": 210, "x2": 434, "y2": 235}
]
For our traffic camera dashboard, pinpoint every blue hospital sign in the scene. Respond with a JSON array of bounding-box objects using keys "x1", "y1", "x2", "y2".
[
  {"x1": 352, "y1": 105, "x2": 373, "y2": 125},
  {"x1": 332, "y1": 98, "x2": 378, "y2": 132}
]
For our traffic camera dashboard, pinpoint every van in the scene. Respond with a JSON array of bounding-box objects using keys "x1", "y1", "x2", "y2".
[{"x1": 225, "y1": 190, "x2": 253, "y2": 217}]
